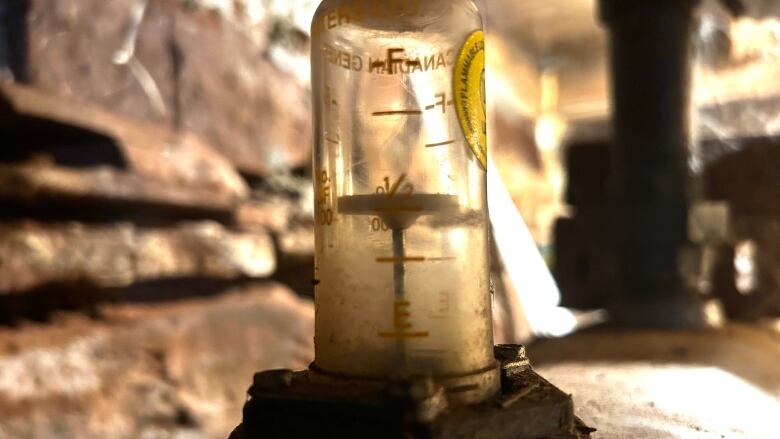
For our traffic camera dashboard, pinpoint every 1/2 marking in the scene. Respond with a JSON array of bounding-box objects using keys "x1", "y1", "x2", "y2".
[{"x1": 376, "y1": 175, "x2": 414, "y2": 197}]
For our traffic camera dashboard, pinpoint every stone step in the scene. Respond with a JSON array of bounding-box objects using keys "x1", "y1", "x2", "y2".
[
  {"x1": 0, "y1": 163, "x2": 239, "y2": 223},
  {"x1": 13, "y1": 0, "x2": 311, "y2": 176},
  {"x1": 0, "y1": 283, "x2": 314, "y2": 439},
  {"x1": 0, "y1": 82, "x2": 249, "y2": 205},
  {"x1": 0, "y1": 221, "x2": 275, "y2": 294}
]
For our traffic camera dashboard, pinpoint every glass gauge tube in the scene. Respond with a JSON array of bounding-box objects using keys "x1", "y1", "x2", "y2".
[{"x1": 310, "y1": 0, "x2": 497, "y2": 404}]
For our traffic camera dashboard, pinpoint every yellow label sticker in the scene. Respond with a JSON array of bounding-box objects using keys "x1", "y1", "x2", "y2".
[{"x1": 453, "y1": 30, "x2": 487, "y2": 170}]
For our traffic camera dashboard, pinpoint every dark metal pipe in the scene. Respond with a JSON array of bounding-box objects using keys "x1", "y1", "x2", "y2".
[{"x1": 599, "y1": 0, "x2": 700, "y2": 321}]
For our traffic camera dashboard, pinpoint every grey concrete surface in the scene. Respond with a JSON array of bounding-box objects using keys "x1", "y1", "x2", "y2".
[{"x1": 531, "y1": 324, "x2": 780, "y2": 438}]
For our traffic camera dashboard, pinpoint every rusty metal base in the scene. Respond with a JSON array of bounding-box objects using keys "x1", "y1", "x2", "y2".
[{"x1": 230, "y1": 345, "x2": 594, "y2": 439}]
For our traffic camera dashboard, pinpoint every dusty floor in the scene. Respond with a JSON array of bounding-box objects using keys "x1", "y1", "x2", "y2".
[{"x1": 531, "y1": 323, "x2": 780, "y2": 438}]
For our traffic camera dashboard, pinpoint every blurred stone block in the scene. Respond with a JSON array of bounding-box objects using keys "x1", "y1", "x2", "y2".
[
  {"x1": 0, "y1": 163, "x2": 238, "y2": 219},
  {"x1": 18, "y1": 0, "x2": 311, "y2": 176},
  {"x1": 0, "y1": 283, "x2": 314, "y2": 438},
  {"x1": 236, "y1": 199, "x2": 296, "y2": 234},
  {"x1": 174, "y1": 12, "x2": 312, "y2": 176},
  {"x1": 278, "y1": 227, "x2": 314, "y2": 260},
  {"x1": 703, "y1": 137, "x2": 780, "y2": 217},
  {"x1": 530, "y1": 325, "x2": 780, "y2": 438},
  {"x1": 688, "y1": 201, "x2": 731, "y2": 244},
  {"x1": 0, "y1": 83, "x2": 249, "y2": 202},
  {"x1": 715, "y1": 217, "x2": 780, "y2": 319},
  {"x1": 0, "y1": 221, "x2": 275, "y2": 293},
  {"x1": 22, "y1": 0, "x2": 177, "y2": 124}
]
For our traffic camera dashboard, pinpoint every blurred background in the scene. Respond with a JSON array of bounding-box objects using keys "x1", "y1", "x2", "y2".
[{"x1": 0, "y1": 0, "x2": 779, "y2": 437}]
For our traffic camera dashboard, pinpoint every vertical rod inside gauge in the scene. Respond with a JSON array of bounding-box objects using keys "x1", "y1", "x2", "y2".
[{"x1": 391, "y1": 227, "x2": 408, "y2": 371}]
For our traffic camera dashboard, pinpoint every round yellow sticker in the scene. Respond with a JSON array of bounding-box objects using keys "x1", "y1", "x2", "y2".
[{"x1": 453, "y1": 30, "x2": 487, "y2": 170}]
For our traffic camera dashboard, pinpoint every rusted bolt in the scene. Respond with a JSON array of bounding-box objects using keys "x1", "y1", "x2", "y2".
[
  {"x1": 495, "y1": 345, "x2": 530, "y2": 388},
  {"x1": 253, "y1": 369, "x2": 294, "y2": 390},
  {"x1": 495, "y1": 344, "x2": 528, "y2": 363}
]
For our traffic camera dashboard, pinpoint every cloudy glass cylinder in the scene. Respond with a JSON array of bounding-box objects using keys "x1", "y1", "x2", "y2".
[{"x1": 310, "y1": 0, "x2": 496, "y2": 402}]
